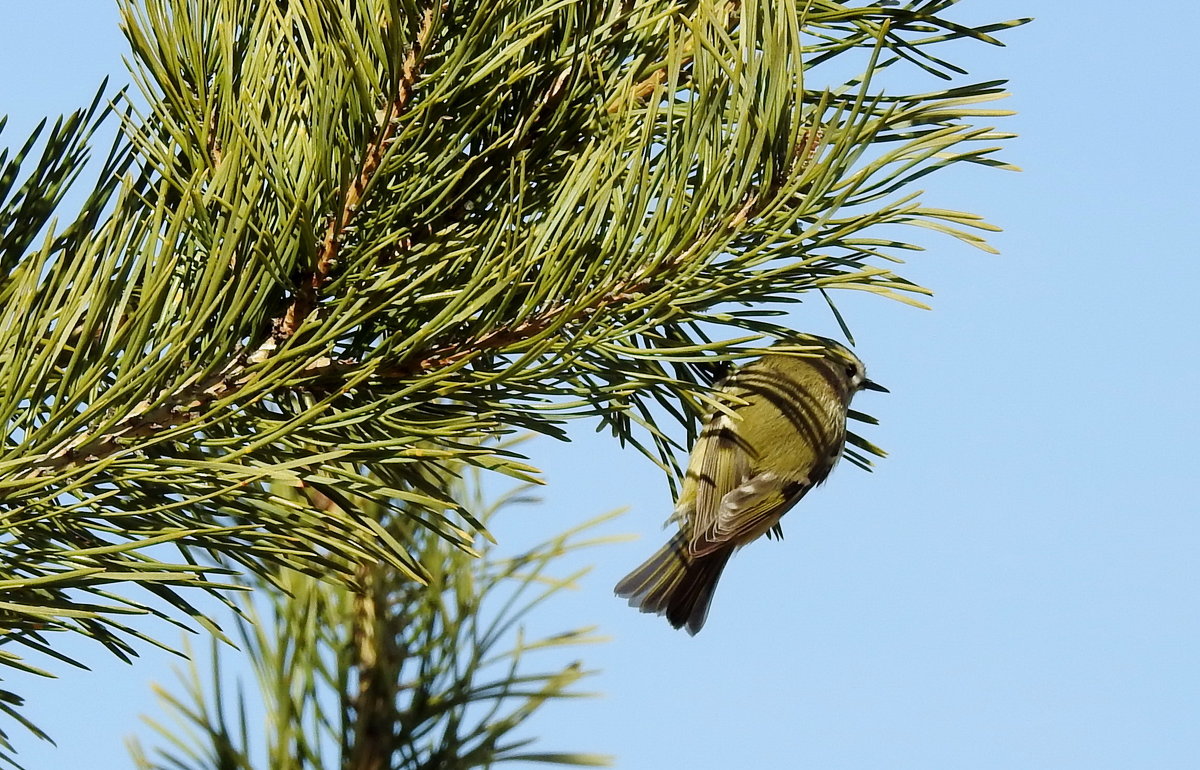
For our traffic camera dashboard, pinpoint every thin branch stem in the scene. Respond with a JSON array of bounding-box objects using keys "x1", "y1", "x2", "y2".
[{"x1": 278, "y1": 8, "x2": 436, "y2": 340}]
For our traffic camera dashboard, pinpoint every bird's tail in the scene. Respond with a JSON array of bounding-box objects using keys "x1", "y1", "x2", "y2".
[{"x1": 614, "y1": 533, "x2": 732, "y2": 635}]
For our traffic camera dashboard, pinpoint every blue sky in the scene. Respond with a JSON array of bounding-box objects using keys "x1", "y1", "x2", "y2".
[{"x1": 2, "y1": 2, "x2": 1197, "y2": 768}]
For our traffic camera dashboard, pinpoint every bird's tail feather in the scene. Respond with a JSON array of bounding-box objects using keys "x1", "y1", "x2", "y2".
[{"x1": 614, "y1": 533, "x2": 732, "y2": 635}]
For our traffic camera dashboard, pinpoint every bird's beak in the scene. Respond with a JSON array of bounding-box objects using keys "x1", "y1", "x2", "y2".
[{"x1": 861, "y1": 379, "x2": 889, "y2": 393}]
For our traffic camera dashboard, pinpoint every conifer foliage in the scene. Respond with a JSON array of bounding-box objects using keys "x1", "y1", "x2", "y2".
[{"x1": 0, "y1": 0, "x2": 1024, "y2": 756}]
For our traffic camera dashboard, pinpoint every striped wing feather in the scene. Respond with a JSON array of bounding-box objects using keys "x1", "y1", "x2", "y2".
[{"x1": 690, "y1": 472, "x2": 810, "y2": 557}]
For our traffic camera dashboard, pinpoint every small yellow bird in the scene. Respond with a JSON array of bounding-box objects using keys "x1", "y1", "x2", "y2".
[{"x1": 614, "y1": 337, "x2": 886, "y2": 634}]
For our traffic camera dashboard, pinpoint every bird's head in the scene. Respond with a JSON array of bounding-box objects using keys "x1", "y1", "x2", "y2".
[{"x1": 816, "y1": 337, "x2": 889, "y2": 394}]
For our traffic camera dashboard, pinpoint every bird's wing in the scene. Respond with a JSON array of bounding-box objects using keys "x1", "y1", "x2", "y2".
[
  {"x1": 684, "y1": 412, "x2": 754, "y2": 538},
  {"x1": 690, "y1": 472, "x2": 810, "y2": 557}
]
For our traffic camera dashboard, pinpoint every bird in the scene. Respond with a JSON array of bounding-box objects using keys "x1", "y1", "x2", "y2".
[{"x1": 614, "y1": 336, "x2": 887, "y2": 634}]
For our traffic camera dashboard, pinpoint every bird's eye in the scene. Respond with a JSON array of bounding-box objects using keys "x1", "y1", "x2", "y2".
[{"x1": 845, "y1": 363, "x2": 858, "y2": 379}]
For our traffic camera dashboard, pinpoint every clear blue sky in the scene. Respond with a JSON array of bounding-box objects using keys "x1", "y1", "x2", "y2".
[{"x1": 3, "y1": 2, "x2": 1197, "y2": 768}]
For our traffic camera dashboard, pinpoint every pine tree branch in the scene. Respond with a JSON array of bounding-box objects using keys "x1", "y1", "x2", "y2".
[
  {"x1": 6, "y1": 2, "x2": 922, "y2": 486},
  {"x1": 278, "y1": 7, "x2": 437, "y2": 341}
]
